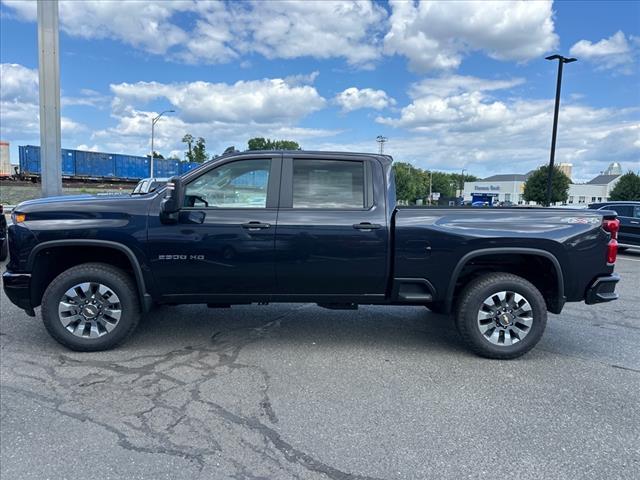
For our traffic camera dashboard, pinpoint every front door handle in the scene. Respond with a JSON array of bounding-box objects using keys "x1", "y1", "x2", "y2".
[
  {"x1": 353, "y1": 222, "x2": 381, "y2": 231},
  {"x1": 241, "y1": 221, "x2": 271, "y2": 230}
]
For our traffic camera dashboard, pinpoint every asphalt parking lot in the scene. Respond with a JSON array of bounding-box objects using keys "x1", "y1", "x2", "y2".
[{"x1": 1, "y1": 252, "x2": 639, "y2": 480}]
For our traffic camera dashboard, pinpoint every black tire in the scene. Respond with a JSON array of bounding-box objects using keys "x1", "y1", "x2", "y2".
[
  {"x1": 455, "y1": 273, "x2": 547, "y2": 359},
  {"x1": 0, "y1": 238, "x2": 7, "y2": 261},
  {"x1": 41, "y1": 263, "x2": 140, "y2": 351}
]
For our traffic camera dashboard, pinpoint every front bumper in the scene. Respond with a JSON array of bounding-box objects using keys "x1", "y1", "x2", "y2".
[
  {"x1": 585, "y1": 273, "x2": 620, "y2": 305},
  {"x1": 2, "y1": 271, "x2": 35, "y2": 316}
]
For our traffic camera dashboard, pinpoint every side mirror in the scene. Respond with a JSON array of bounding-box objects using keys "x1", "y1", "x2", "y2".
[{"x1": 160, "y1": 176, "x2": 184, "y2": 223}]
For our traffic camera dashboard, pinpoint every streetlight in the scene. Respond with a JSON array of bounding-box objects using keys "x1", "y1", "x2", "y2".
[
  {"x1": 376, "y1": 135, "x2": 388, "y2": 154},
  {"x1": 150, "y1": 109, "x2": 174, "y2": 177},
  {"x1": 544, "y1": 54, "x2": 577, "y2": 206},
  {"x1": 460, "y1": 168, "x2": 467, "y2": 201}
]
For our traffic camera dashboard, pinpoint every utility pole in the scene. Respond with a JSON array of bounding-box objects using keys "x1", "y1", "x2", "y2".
[
  {"x1": 545, "y1": 54, "x2": 577, "y2": 206},
  {"x1": 150, "y1": 110, "x2": 174, "y2": 177},
  {"x1": 428, "y1": 170, "x2": 433, "y2": 206},
  {"x1": 460, "y1": 168, "x2": 467, "y2": 201},
  {"x1": 38, "y1": 0, "x2": 62, "y2": 197},
  {"x1": 376, "y1": 135, "x2": 388, "y2": 155}
]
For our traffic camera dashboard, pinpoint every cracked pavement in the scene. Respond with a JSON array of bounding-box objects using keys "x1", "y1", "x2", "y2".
[{"x1": 1, "y1": 253, "x2": 639, "y2": 479}]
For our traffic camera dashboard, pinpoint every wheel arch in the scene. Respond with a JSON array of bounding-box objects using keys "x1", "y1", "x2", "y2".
[
  {"x1": 445, "y1": 248, "x2": 565, "y2": 315},
  {"x1": 27, "y1": 240, "x2": 153, "y2": 312}
]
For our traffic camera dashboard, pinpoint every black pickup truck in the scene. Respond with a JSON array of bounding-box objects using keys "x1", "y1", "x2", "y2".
[{"x1": 2, "y1": 151, "x2": 621, "y2": 358}]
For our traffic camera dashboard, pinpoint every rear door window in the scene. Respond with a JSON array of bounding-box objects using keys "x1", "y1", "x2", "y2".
[{"x1": 292, "y1": 159, "x2": 371, "y2": 209}]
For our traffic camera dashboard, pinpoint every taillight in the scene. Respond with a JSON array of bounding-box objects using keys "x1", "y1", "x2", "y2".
[
  {"x1": 602, "y1": 218, "x2": 620, "y2": 265},
  {"x1": 602, "y1": 219, "x2": 619, "y2": 240},
  {"x1": 607, "y1": 239, "x2": 618, "y2": 264}
]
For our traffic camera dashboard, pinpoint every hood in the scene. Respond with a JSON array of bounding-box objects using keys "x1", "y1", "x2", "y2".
[{"x1": 14, "y1": 192, "x2": 150, "y2": 217}]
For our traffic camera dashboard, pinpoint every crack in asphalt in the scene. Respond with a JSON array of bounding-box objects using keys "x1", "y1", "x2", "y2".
[{"x1": 1, "y1": 304, "x2": 384, "y2": 480}]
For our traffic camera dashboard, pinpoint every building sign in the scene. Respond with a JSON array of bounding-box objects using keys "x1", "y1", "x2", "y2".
[{"x1": 474, "y1": 185, "x2": 500, "y2": 191}]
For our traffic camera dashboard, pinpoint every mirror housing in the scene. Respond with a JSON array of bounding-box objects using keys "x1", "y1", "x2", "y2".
[{"x1": 160, "y1": 176, "x2": 184, "y2": 223}]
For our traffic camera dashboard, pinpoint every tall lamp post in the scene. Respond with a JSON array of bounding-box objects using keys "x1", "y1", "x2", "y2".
[
  {"x1": 460, "y1": 168, "x2": 467, "y2": 201},
  {"x1": 545, "y1": 55, "x2": 576, "y2": 206},
  {"x1": 150, "y1": 110, "x2": 174, "y2": 177},
  {"x1": 376, "y1": 135, "x2": 388, "y2": 154}
]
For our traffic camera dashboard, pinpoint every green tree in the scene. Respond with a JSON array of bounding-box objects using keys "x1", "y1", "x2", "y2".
[
  {"x1": 147, "y1": 151, "x2": 164, "y2": 159},
  {"x1": 609, "y1": 172, "x2": 640, "y2": 200},
  {"x1": 393, "y1": 162, "x2": 423, "y2": 203},
  {"x1": 522, "y1": 165, "x2": 570, "y2": 205},
  {"x1": 182, "y1": 134, "x2": 194, "y2": 162},
  {"x1": 247, "y1": 137, "x2": 301, "y2": 150},
  {"x1": 192, "y1": 137, "x2": 208, "y2": 163}
]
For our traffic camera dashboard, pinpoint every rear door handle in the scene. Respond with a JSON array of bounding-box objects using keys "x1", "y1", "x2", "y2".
[
  {"x1": 241, "y1": 221, "x2": 271, "y2": 230},
  {"x1": 353, "y1": 222, "x2": 381, "y2": 231},
  {"x1": 630, "y1": 220, "x2": 639, "y2": 224}
]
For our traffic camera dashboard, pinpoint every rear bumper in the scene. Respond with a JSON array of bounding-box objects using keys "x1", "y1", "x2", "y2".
[
  {"x1": 585, "y1": 273, "x2": 620, "y2": 305},
  {"x1": 2, "y1": 271, "x2": 35, "y2": 316}
]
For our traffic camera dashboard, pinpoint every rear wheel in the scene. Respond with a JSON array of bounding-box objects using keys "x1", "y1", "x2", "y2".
[
  {"x1": 455, "y1": 273, "x2": 547, "y2": 359},
  {"x1": 41, "y1": 263, "x2": 140, "y2": 351}
]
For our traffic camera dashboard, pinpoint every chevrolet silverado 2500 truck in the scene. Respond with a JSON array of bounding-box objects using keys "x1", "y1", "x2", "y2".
[{"x1": 2, "y1": 151, "x2": 621, "y2": 358}]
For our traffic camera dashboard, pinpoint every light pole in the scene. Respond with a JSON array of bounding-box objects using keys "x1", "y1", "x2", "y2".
[
  {"x1": 460, "y1": 168, "x2": 467, "y2": 201},
  {"x1": 428, "y1": 170, "x2": 433, "y2": 206},
  {"x1": 150, "y1": 109, "x2": 174, "y2": 177},
  {"x1": 545, "y1": 54, "x2": 576, "y2": 206},
  {"x1": 376, "y1": 135, "x2": 388, "y2": 155},
  {"x1": 38, "y1": 0, "x2": 62, "y2": 197}
]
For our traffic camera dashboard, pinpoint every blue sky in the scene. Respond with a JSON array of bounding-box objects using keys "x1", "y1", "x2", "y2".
[{"x1": 1, "y1": 0, "x2": 638, "y2": 181}]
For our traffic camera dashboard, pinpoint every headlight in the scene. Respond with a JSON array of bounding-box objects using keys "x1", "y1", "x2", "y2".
[{"x1": 12, "y1": 212, "x2": 26, "y2": 223}]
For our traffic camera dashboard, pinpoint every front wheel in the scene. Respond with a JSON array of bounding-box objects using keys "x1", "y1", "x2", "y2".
[
  {"x1": 455, "y1": 273, "x2": 547, "y2": 359},
  {"x1": 41, "y1": 263, "x2": 140, "y2": 351}
]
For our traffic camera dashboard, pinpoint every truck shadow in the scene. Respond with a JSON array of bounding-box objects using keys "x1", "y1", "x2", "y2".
[{"x1": 132, "y1": 303, "x2": 467, "y2": 356}]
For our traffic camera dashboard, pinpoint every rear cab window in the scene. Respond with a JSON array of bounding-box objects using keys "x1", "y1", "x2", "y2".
[{"x1": 291, "y1": 159, "x2": 373, "y2": 209}]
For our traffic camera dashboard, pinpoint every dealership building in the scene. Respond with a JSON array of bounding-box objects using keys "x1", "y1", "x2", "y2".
[{"x1": 462, "y1": 163, "x2": 624, "y2": 205}]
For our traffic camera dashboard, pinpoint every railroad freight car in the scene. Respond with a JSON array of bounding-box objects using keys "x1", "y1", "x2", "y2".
[{"x1": 18, "y1": 145, "x2": 201, "y2": 182}]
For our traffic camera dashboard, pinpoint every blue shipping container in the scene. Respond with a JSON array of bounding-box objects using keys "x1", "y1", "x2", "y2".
[
  {"x1": 75, "y1": 150, "x2": 116, "y2": 177},
  {"x1": 19, "y1": 145, "x2": 41, "y2": 174},
  {"x1": 154, "y1": 158, "x2": 181, "y2": 177},
  {"x1": 19, "y1": 145, "x2": 206, "y2": 181},
  {"x1": 115, "y1": 154, "x2": 149, "y2": 179},
  {"x1": 18, "y1": 146, "x2": 75, "y2": 176},
  {"x1": 61, "y1": 149, "x2": 76, "y2": 175}
]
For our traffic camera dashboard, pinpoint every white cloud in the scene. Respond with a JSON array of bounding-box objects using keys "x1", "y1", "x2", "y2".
[
  {"x1": 110, "y1": 77, "x2": 326, "y2": 124},
  {"x1": 91, "y1": 75, "x2": 338, "y2": 158},
  {"x1": 570, "y1": 31, "x2": 634, "y2": 72},
  {"x1": 370, "y1": 74, "x2": 640, "y2": 181},
  {"x1": 0, "y1": 63, "x2": 85, "y2": 140},
  {"x1": 335, "y1": 87, "x2": 395, "y2": 112},
  {"x1": 2, "y1": 0, "x2": 386, "y2": 68},
  {"x1": 383, "y1": 0, "x2": 558, "y2": 72},
  {"x1": 0, "y1": 63, "x2": 39, "y2": 102},
  {"x1": 238, "y1": 0, "x2": 386, "y2": 67},
  {"x1": 2, "y1": 0, "x2": 193, "y2": 55}
]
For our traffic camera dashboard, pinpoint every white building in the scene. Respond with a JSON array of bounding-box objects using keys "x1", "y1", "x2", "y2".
[
  {"x1": 463, "y1": 172, "x2": 621, "y2": 206},
  {"x1": 567, "y1": 175, "x2": 621, "y2": 205},
  {"x1": 463, "y1": 173, "x2": 531, "y2": 204}
]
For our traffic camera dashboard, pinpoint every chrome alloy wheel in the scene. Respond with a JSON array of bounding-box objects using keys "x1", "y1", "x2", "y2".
[
  {"x1": 58, "y1": 282, "x2": 122, "y2": 338},
  {"x1": 476, "y1": 291, "x2": 533, "y2": 346}
]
